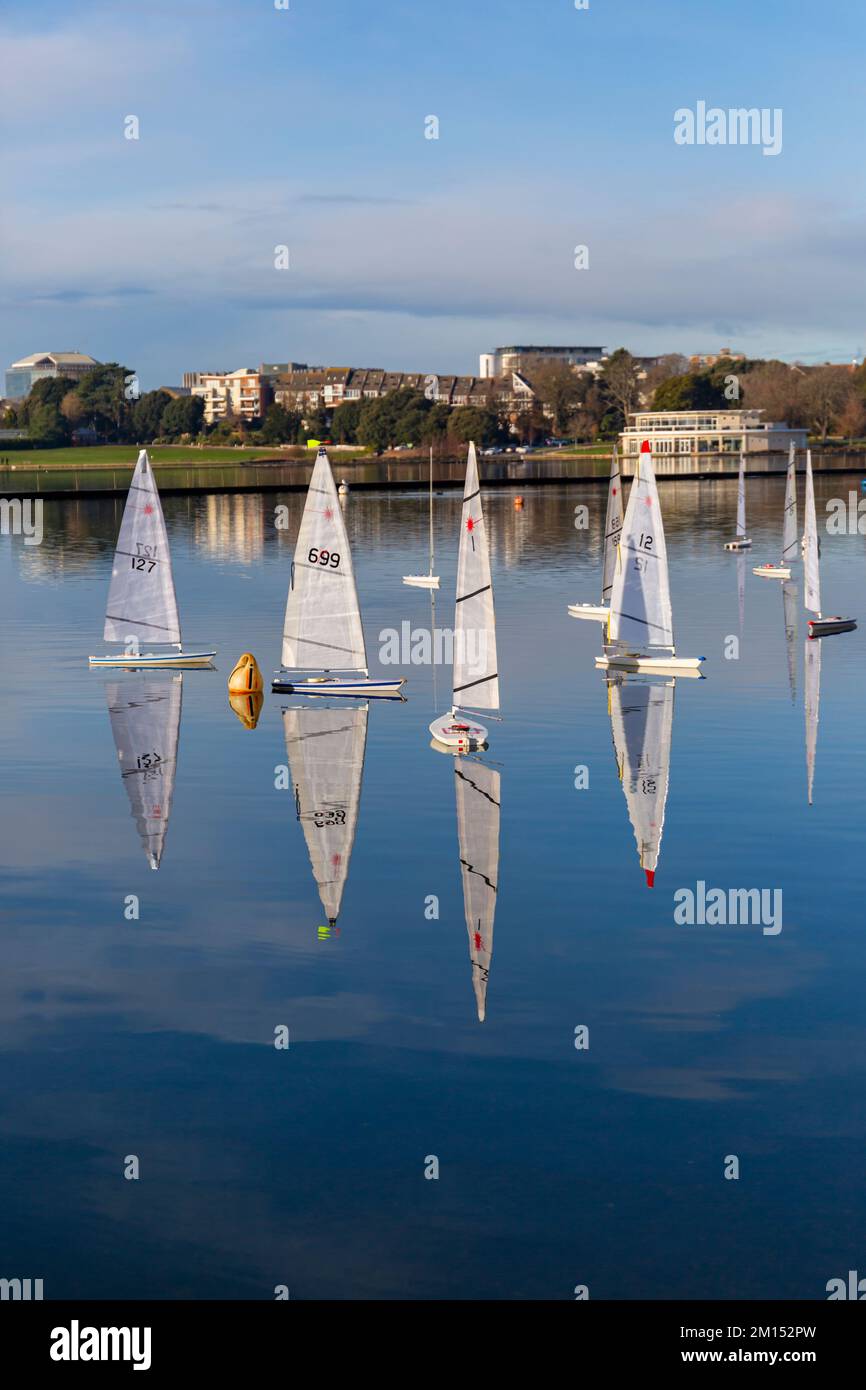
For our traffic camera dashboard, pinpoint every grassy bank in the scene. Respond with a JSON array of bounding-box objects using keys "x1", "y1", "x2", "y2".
[{"x1": 0, "y1": 444, "x2": 373, "y2": 470}]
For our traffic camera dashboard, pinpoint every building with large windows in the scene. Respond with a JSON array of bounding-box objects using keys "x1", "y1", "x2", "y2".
[
  {"x1": 620, "y1": 409, "x2": 805, "y2": 460},
  {"x1": 5, "y1": 350, "x2": 100, "y2": 399}
]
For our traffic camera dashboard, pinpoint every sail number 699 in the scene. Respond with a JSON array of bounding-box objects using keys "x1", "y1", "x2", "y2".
[{"x1": 308, "y1": 548, "x2": 341, "y2": 569}]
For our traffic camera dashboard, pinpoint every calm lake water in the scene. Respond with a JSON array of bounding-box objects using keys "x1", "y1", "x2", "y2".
[{"x1": 2, "y1": 472, "x2": 865, "y2": 1300}]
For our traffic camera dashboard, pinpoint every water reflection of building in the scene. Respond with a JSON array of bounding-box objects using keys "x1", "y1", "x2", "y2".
[
  {"x1": 194, "y1": 494, "x2": 266, "y2": 561},
  {"x1": 621, "y1": 409, "x2": 805, "y2": 460}
]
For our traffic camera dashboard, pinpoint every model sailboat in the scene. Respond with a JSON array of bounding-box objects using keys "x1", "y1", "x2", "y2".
[
  {"x1": 454, "y1": 757, "x2": 500, "y2": 1021},
  {"x1": 754, "y1": 442, "x2": 798, "y2": 579},
  {"x1": 89, "y1": 450, "x2": 215, "y2": 668},
  {"x1": 105, "y1": 674, "x2": 182, "y2": 870},
  {"x1": 430, "y1": 442, "x2": 500, "y2": 749},
  {"x1": 273, "y1": 447, "x2": 405, "y2": 696},
  {"x1": 607, "y1": 674, "x2": 674, "y2": 888},
  {"x1": 568, "y1": 444, "x2": 623, "y2": 622},
  {"x1": 403, "y1": 447, "x2": 439, "y2": 588},
  {"x1": 803, "y1": 449, "x2": 856, "y2": 637},
  {"x1": 724, "y1": 454, "x2": 751, "y2": 551},
  {"x1": 282, "y1": 703, "x2": 368, "y2": 927},
  {"x1": 596, "y1": 440, "x2": 704, "y2": 675}
]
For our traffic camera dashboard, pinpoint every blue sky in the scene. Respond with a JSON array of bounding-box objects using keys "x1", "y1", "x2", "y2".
[{"x1": 2, "y1": 0, "x2": 865, "y2": 387}]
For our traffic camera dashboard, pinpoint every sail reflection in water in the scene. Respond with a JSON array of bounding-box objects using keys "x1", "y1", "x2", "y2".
[
  {"x1": 782, "y1": 581, "x2": 798, "y2": 703},
  {"x1": 607, "y1": 675, "x2": 674, "y2": 888},
  {"x1": 106, "y1": 674, "x2": 182, "y2": 870},
  {"x1": 282, "y1": 704, "x2": 368, "y2": 926},
  {"x1": 454, "y1": 758, "x2": 500, "y2": 1021}
]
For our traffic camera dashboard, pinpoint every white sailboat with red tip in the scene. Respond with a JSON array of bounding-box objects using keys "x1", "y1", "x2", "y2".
[
  {"x1": 89, "y1": 449, "x2": 215, "y2": 668},
  {"x1": 430, "y1": 442, "x2": 499, "y2": 749},
  {"x1": 754, "y1": 441, "x2": 798, "y2": 579},
  {"x1": 568, "y1": 443, "x2": 622, "y2": 622},
  {"x1": 803, "y1": 448, "x2": 856, "y2": 637},
  {"x1": 596, "y1": 440, "x2": 705, "y2": 675}
]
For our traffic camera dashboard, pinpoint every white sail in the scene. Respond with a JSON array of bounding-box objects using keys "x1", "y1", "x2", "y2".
[
  {"x1": 104, "y1": 450, "x2": 181, "y2": 647},
  {"x1": 803, "y1": 449, "x2": 821, "y2": 615},
  {"x1": 607, "y1": 442, "x2": 674, "y2": 653},
  {"x1": 736, "y1": 455, "x2": 747, "y2": 539},
  {"x1": 782, "y1": 580, "x2": 797, "y2": 703},
  {"x1": 601, "y1": 444, "x2": 624, "y2": 604},
  {"x1": 281, "y1": 449, "x2": 367, "y2": 672},
  {"x1": 106, "y1": 674, "x2": 182, "y2": 870},
  {"x1": 453, "y1": 442, "x2": 499, "y2": 710},
  {"x1": 282, "y1": 703, "x2": 368, "y2": 924},
  {"x1": 455, "y1": 757, "x2": 500, "y2": 1022},
  {"x1": 781, "y1": 442, "x2": 798, "y2": 563},
  {"x1": 805, "y1": 637, "x2": 821, "y2": 804},
  {"x1": 608, "y1": 675, "x2": 674, "y2": 888}
]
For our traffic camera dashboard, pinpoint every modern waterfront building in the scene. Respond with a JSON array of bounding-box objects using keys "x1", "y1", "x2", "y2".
[
  {"x1": 479, "y1": 345, "x2": 606, "y2": 378},
  {"x1": 620, "y1": 408, "x2": 806, "y2": 460},
  {"x1": 190, "y1": 369, "x2": 272, "y2": 424},
  {"x1": 5, "y1": 351, "x2": 100, "y2": 399}
]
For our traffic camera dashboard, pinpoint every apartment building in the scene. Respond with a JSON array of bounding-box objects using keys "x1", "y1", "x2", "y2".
[{"x1": 190, "y1": 369, "x2": 271, "y2": 424}]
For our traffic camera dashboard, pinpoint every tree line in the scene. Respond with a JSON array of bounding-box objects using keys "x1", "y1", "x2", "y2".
[{"x1": 5, "y1": 353, "x2": 866, "y2": 452}]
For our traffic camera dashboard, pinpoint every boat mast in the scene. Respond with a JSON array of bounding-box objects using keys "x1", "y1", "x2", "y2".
[{"x1": 429, "y1": 445, "x2": 434, "y2": 576}]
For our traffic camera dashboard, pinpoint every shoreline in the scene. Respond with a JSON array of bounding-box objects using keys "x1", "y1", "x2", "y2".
[{"x1": 0, "y1": 448, "x2": 863, "y2": 499}]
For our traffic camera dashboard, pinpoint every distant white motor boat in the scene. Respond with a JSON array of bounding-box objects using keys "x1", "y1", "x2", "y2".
[
  {"x1": 803, "y1": 449, "x2": 856, "y2": 637},
  {"x1": 273, "y1": 447, "x2": 406, "y2": 696},
  {"x1": 723, "y1": 454, "x2": 752, "y2": 550},
  {"x1": 430, "y1": 442, "x2": 499, "y2": 748},
  {"x1": 596, "y1": 440, "x2": 705, "y2": 675},
  {"x1": 754, "y1": 442, "x2": 798, "y2": 579},
  {"x1": 88, "y1": 449, "x2": 215, "y2": 669},
  {"x1": 568, "y1": 444, "x2": 620, "y2": 623},
  {"x1": 403, "y1": 447, "x2": 440, "y2": 589},
  {"x1": 338, "y1": 479, "x2": 350, "y2": 495}
]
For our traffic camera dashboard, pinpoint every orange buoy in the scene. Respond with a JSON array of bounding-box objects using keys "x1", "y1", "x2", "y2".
[
  {"x1": 228, "y1": 652, "x2": 263, "y2": 695},
  {"x1": 228, "y1": 689, "x2": 264, "y2": 730},
  {"x1": 514, "y1": 494, "x2": 524, "y2": 509}
]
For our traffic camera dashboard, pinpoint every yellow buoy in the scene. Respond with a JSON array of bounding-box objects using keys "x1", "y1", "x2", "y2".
[
  {"x1": 228, "y1": 652, "x2": 263, "y2": 695},
  {"x1": 229, "y1": 689, "x2": 264, "y2": 730}
]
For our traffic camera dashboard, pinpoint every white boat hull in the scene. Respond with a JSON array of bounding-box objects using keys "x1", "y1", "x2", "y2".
[
  {"x1": 596, "y1": 653, "x2": 705, "y2": 675},
  {"x1": 753, "y1": 563, "x2": 791, "y2": 579},
  {"x1": 272, "y1": 674, "x2": 405, "y2": 698},
  {"x1": 568, "y1": 602, "x2": 609, "y2": 622},
  {"x1": 807, "y1": 617, "x2": 857, "y2": 637},
  {"x1": 89, "y1": 650, "x2": 216, "y2": 669},
  {"x1": 724, "y1": 538, "x2": 752, "y2": 551},
  {"x1": 403, "y1": 574, "x2": 440, "y2": 589},
  {"x1": 429, "y1": 711, "x2": 489, "y2": 749}
]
